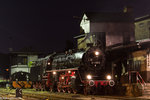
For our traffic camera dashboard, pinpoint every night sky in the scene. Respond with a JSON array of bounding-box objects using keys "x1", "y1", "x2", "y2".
[{"x1": 0, "y1": 0, "x2": 150, "y2": 53}]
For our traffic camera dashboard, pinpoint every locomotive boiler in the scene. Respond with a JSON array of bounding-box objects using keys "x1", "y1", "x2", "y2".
[{"x1": 30, "y1": 46, "x2": 115, "y2": 94}]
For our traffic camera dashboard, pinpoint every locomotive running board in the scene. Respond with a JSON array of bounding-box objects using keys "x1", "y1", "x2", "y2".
[{"x1": 46, "y1": 67, "x2": 79, "y2": 72}]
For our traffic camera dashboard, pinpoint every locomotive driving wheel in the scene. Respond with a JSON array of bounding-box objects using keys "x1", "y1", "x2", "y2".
[
  {"x1": 57, "y1": 87, "x2": 61, "y2": 92},
  {"x1": 72, "y1": 88, "x2": 77, "y2": 94},
  {"x1": 57, "y1": 83, "x2": 62, "y2": 92},
  {"x1": 84, "y1": 87, "x2": 87, "y2": 95},
  {"x1": 49, "y1": 87, "x2": 53, "y2": 92},
  {"x1": 83, "y1": 83, "x2": 89, "y2": 95},
  {"x1": 67, "y1": 87, "x2": 72, "y2": 93},
  {"x1": 62, "y1": 88, "x2": 66, "y2": 93}
]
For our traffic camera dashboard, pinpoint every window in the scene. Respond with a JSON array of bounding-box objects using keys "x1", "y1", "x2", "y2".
[
  {"x1": 139, "y1": 23, "x2": 144, "y2": 28},
  {"x1": 147, "y1": 21, "x2": 150, "y2": 26},
  {"x1": 128, "y1": 60, "x2": 141, "y2": 71},
  {"x1": 17, "y1": 56, "x2": 27, "y2": 65},
  {"x1": 133, "y1": 60, "x2": 141, "y2": 71}
]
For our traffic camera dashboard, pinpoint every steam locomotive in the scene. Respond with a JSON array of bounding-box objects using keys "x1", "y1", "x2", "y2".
[{"x1": 30, "y1": 46, "x2": 115, "y2": 94}]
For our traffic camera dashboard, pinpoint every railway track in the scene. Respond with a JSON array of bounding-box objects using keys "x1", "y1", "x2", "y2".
[
  {"x1": 0, "y1": 88, "x2": 117, "y2": 100},
  {"x1": 0, "y1": 88, "x2": 147, "y2": 100},
  {"x1": 0, "y1": 91, "x2": 21, "y2": 100},
  {"x1": 0, "y1": 88, "x2": 85, "y2": 100}
]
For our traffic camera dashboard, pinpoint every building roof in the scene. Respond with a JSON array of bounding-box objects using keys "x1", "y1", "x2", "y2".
[
  {"x1": 84, "y1": 12, "x2": 134, "y2": 22},
  {"x1": 135, "y1": 15, "x2": 150, "y2": 22},
  {"x1": 9, "y1": 51, "x2": 43, "y2": 55},
  {"x1": 106, "y1": 39, "x2": 150, "y2": 53},
  {"x1": 74, "y1": 34, "x2": 85, "y2": 39}
]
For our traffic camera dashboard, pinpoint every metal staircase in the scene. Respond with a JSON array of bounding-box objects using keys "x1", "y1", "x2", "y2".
[
  {"x1": 142, "y1": 83, "x2": 150, "y2": 96},
  {"x1": 129, "y1": 71, "x2": 147, "y2": 96}
]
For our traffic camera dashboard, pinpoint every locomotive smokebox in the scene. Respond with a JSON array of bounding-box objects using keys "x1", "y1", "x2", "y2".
[{"x1": 82, "y1": 46, "x2": 105, "y2": 71}]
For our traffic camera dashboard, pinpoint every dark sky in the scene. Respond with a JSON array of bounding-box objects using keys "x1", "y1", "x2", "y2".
[{"x1": 0, "y1": 0, "x2": 150, "y2": 53}]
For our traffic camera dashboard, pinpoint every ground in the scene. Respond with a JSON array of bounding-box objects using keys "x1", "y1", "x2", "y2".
[{"x1": 0, "y1": 88, "x2": 149, "y2": 100}]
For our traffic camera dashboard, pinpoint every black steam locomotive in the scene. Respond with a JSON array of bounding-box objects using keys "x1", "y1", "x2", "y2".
[{"x1": 30, "y1": 46, "x2": 115, "y2": 94}]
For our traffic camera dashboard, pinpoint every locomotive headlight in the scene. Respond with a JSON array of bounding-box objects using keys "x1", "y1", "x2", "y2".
[
  {"x1": 61, "y1": 76, "x2": 64, "y2": 79},
  {"x1": 87, "y1": 75, "x2": 92, "y2": 80},
  {"x1": 68, "y1": 71, "x2": 71, "y2": 73},
  {"x1": 94, "y1": 51, "x2": 99, "y2": 56},
  {"x1": 53, "y1": 71, "x2": 56, "y2": 75},
  {"x1": 47, "y1": 62, "x2": 50, "y2": 65},
  {"x1": 106, "y1": 75, "x2": 111, "y2": 80}
]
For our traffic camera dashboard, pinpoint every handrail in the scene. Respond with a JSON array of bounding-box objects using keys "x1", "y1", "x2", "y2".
[
  {"x1": 129, "y1": 71, "x2": 146, "y2": 90},
  {"x1": 136, "y1": 72, "x2": 146, "y2": 86}
]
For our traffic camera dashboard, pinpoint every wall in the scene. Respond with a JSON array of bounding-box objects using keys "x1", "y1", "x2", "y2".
[
  {"x1": 130, "y1": 49, "x2": 150, "y2": 82},
  {"x1": 11, "y1": 65, "x2": 30, "y2": 75},
  {"x1": 135, "y1": 19, "x2": 150, "y2": 40},
  {"x1": 77, "y1": 37, "x2": 86, "y2": 50},
  {"x1": 80, "y1": 14, "x2": 90, "y2": 34},
  {"x1": 131, "y1": 50, "x2": 147, "y2": 72},
  {"x1": 28, "y1": 55, "x2": 38, "y2": 67},
  {"x1": 90, "y1": 22, "x2": 135, "y2": 47},
  {"x1": 77, "y1": 35, "x2": 94, "y2": 50}
]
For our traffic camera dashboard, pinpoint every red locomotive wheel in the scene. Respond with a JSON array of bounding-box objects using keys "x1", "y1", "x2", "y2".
[
  {"x1": 57, "y1": 87, "x2": 61, "y2": 92},
  {"x1": 49, "y1": 87, "x2": 53, "y2": 92},
  {"x1": 67, "y1": 88, "x2": 72, "y2": 93},
  {"x1": 57, "y1": 84, "x2": 61, "y2": 92},
  {"x1": 83, "y1": 85, "x2": 89, "y2": 95},
  {"x1": 72, "y1": 89, "x2": 77, "y2": 94},
  {"x1": 62, "y1": 88, "x2": 66, "y2": 93}
]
